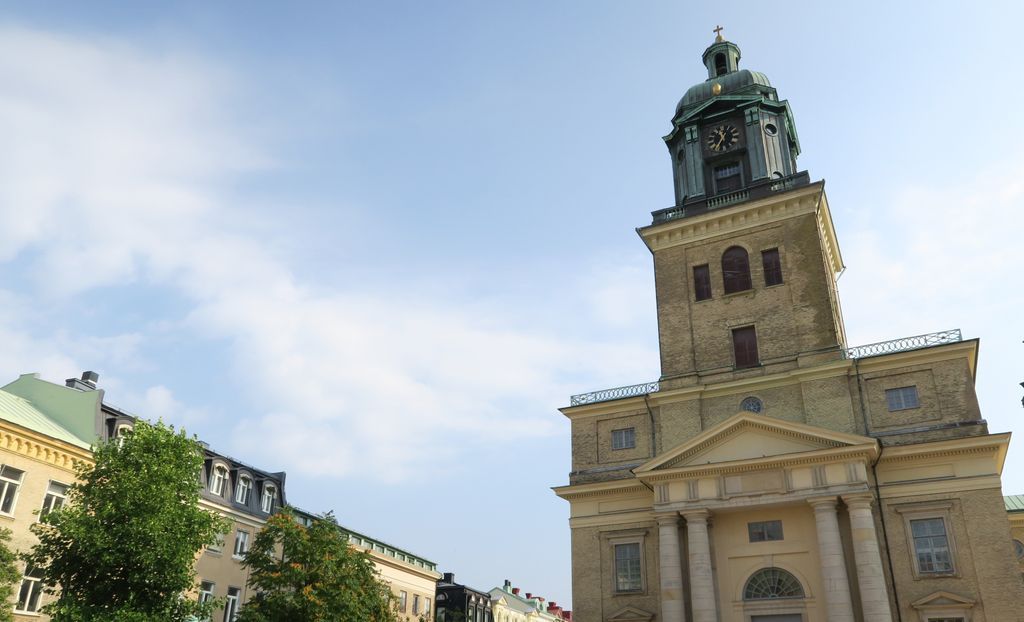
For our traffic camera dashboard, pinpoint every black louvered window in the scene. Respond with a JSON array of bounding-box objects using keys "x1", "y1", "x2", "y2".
[
  {"x1": 722, "y1": 246, "x2": 752, "y2": 294},
  {"x1": 733, "y1": 326, "x2": 759, "y2": 368},
  {"x1": 693, "y1": 264, "x2": 712, "y2": 301},
  {"x1": 762, "y1": 248, "x2": 783, "y2": 286}
]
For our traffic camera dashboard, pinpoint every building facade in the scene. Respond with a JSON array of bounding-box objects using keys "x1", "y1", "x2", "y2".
[
  {"x1": 555, "y1": 34, "x2": 1024, "y2": 622},
  {"x1": 294, "y1": 508, "x2": 440, "y2": 621},
  {"x1": 437, "y1": 572, "x2": 493, "y2": 622},
  {"x1": 491, "y1": 580, "x2": 572, "y2": 622}
]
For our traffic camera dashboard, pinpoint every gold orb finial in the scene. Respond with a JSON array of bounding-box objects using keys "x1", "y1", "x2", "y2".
[
  {"x1": 711, "y1": 83, "x2": 722, "y2": 95},
  {"x1": 713, "y1": 25, "x2": 725, "y2": 43}
]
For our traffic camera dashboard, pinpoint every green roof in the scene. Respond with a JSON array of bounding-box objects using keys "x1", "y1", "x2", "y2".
[
  {"x1": 1005, "y1": 495, "x2": 1024, "y2": 512},
  {"x1": 0, "y1": 389, "x2": 91, "y2": 449},
  {"x1": 1, "y1": 374, "x2": 101, "y2": 445}
]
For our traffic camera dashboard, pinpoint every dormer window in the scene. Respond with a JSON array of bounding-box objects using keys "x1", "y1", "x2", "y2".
[
  {"x1": 234, "y1": 475, "x2": 252, "y2": 505},
  {"x1": 210, "y1": 465, "x2": 227, "y2": 496},
  {"x1": 260, "y1": 485, "x2": 276, "y2": 513},
  {"x1": 115, "y1": 424, "x2": 132, "y2": 447}
]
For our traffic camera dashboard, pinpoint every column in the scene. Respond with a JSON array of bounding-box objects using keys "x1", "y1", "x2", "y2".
[
  {"x1": 683, "y1": 510, "x2": 718, "y2": 622},
  {"x1": 807, "y1": 496, "x2": 855, "y2": 622},
  {"x1": 657, "y1": 513, "x2": 686, "y2": 622},
  {"x1": 843, "y1": 494, "x2": 894, "y2": 622}
]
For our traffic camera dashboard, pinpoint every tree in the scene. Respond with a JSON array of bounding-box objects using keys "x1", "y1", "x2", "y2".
[
  {"x1": 0, "y1": 528, "x2": 20, "y2": 622},
  {"x1": 26, "y1": 419, "x2": 227, "y2": 622},
  {"x1": 236, "y1": 507, "x2": 399, "y2": 622}
]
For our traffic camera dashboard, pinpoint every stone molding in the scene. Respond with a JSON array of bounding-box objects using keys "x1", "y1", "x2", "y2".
[{"x1": 0, "y1": 421, "x2": 90, "y2": 471}]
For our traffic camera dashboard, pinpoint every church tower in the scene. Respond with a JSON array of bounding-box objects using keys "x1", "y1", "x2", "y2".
[
  {"x1": 556, "y1": 31, "x2": 1024, "y2": 622},
  {"x1": 642, "y1": 32, "x2": 845, "y2": 388}
]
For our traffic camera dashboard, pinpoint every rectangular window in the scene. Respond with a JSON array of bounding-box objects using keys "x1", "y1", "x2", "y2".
[
  {"x1": 732, "y1": 326, "x2": 759, "y2": 368},
  {"x1": 762, "y1": 248, "x2": 783, "y2": 286},
  {"x1": 614, "y1": 542, "x2": 642, "y2": 592},
  {"x1": 0, "y1": 466, "x2": 24, "y2": 515},
  {"x1": 233, "y1": 530, "x2": 250, "y2": 558},
  {"x1": 199, "y1": 580, "x2": 215, "y2": 604},
  {"x1": 14, "y1": 564, "x2": 43, "y2": 613},
  {"x1": 398, "y1": 590, "x2": 407, "y2": 612},
  {"x1": 210, "y1": 466, "x2": 227, "y2": 496},
  {"x1": 413, "y1": 594, "x2": 421, "y2": 615},
  {"x1": 693, "y1": 264, "x2": 712, "y2": 301},
  {"x1": 748, "y1": 520, "x2": 784, "y2": 542},
  {"x1": 611, "y1": 428, "x2": 636, "y2": 450},
  {"x1": 40, "y1": 481, "x2": 69, "y2": 518},
  {"x1": 886, "y1": 386, "x2": 920, "y2": 411},
  {"x1": 224, "y1": 587, "x2": 240, "y2": 622},
  {"x1": 208, "y1": 531, "x2": 225, "y2": 553},
  {"x1": 911, "y1": 518, "x2": 953, "y2": 573}
]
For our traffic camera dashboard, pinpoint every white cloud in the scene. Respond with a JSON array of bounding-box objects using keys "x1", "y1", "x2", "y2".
[{"x1": 0, "y1": 25, "x2": 658, "y2": 483}]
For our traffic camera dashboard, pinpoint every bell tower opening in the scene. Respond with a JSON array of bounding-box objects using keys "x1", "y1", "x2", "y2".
[{"x1": 714, "y1": 52, "x2": 727, "y2": 76}]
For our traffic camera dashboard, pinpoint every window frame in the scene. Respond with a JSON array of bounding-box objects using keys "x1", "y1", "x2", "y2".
[
  {"x1": 894, "y1": 502, "x2": 959, "y2": 579},
  {"x1": 261, "y1": 484, "x2": 276, "y2": 513},
  {"x1": 732, "y1": 325, "x2": 760, "y2": 368},
  {"x1": 232, "y1": 529, "x2": 250, "y2": 559},
  {"x1": 223, "y1": 587, "x2": 240, "y2": 622},
  {"x1": 14, "y1": 563, "x2": 44, "y2": 614},
  {"x1": 398, "y1": 590, "x2": 407, "y2": 612},
  {"x1": 0, "y1": 465, "x2": 24, "y2": 516},
  {"x1": 209, "y1": 464, "x2": 228, "y2": 497},
  {"x1": 40, "y1": 480, "x2": 69, "y2": 519},
  {"x1": 886, "y1": 386, "x2": 920, "y2": 411},
  {"x1": 722, "y1": 246, "x2": 753, "y2": 294},
  {"x1": 761, "y1": 248, "x2": 783, "y2": 286},
  {"x1": 693, "y1": 264, "x2": 712, "y2": 301},
  {"x1": 747, "y1": 519, "x2": 784, "y2": 542},
  {"x1": 611, "y1": 427, "x2": 636, "y2": 451},
  {"x1": 602, "y1": 528, "x2": 648, "y2": 595},
  {"x1": 234, "y1": 475, "x2": 252, "y2": 506}
]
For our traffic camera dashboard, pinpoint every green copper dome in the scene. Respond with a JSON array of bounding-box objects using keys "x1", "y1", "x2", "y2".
[{"x1": 676, "y1": 69, "x2": 773, "y2": 114}]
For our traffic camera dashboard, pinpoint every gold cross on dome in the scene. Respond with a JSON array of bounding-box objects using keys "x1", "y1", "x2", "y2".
[{"x1": 713, "y1": 25, "x2": 724, "y2": 42}]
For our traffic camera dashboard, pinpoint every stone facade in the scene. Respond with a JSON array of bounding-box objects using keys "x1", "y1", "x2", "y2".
[{"x1": 555, "y1": 34, "x2": 1024, "y2": 622}]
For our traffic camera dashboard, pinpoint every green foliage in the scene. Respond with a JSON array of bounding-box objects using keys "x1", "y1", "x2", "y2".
[
  {"x1": 26, "y1": 419, "x2": 228, "y2": 622},
  {"x1": 236, "y1": 507, "x2": 399, "y2": 622},
  {"x1": 0, "y1": 528, "x2": 20, "y2": 622}
]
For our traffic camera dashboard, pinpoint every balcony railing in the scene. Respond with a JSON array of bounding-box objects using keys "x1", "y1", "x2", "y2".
[
  {"x1": 843, "y1": 329, "x2": 962, "y2": 360},
  {"x1": 567, "y1": 329, "x2": 964, "y2": 406},
  {"x1": 570, "y1": 381, "x2": 660, "y2": 406}
]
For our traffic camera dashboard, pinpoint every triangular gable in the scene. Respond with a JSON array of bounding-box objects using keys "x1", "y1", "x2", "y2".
[
  {"x1": 635, "y1": 412, "x2": 877, "y2": 474},
  {"x1": 911, "y1": 590, "x2": 976, "y2": 609},
  {"x1": 607, "y1": 605, "x2": 654, "y2": 622}
]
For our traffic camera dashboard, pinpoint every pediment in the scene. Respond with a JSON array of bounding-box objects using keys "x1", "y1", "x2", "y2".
[
  {"x1": 635, "y1": 412, "x2": 877, "y2": 475},
  {"x1": 911, "y1": 590, "x2": 976, "y2": 609},
  {"x1": 607, "y1": 605, "x2": 654, "y2": 622}
]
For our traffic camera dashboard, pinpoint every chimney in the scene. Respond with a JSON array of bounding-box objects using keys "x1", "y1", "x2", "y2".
[
  {"x1": 503, "y1": 579, "x2": 512, "y2": 592},
  {"x1": 512, "y1": 587, "x2": 520, "y2": 595},
  {"x1": 525, "y1": 593, "x2": 532, "y2": 600},
  {"x1": 442, "y1": 572, "x2": 455, "y2": 584},
  {"x1": 65, "y1": 371, "x2": 99, "y2": 391}
]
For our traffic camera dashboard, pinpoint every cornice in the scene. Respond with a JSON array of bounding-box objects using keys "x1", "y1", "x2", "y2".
[
  {"x1": 553, "y1": 480, "x2": 651, "y2": 502},
  {"x1": 638, "y1": 183, "x2": 825, "y2": 253},
  {"x1": 368, "y1": 551, "x2": 442, "y2": 581},
  {"x1": 0, "y1": 420, "x2": 92, "y2": 471},
  {"x1": 854, "y1": 339, "x2": 978, "y2": 376},
  {"x1": 876, "y1": 433, "x2": 1009, "y2": 466}
]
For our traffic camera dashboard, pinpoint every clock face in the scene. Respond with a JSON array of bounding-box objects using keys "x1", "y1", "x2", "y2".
[{"x1": 706, "y1": 123, "x2": 740, "y2": 152}]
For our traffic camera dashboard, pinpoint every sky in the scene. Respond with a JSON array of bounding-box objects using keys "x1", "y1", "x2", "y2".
[{"x1": 0, "y1": 0, "x2": 1022, "y2": 609}]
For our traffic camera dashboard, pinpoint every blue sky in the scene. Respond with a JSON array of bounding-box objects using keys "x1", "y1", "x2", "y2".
[{"x1": 1, "y1": 0, "x2": 1022, "y2": 608}]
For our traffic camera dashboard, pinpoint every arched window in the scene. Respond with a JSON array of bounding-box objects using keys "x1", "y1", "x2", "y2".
[
  {"x1": 743, "y1": 568, "x2": 804, "y2": 600},
  {"x1": 234, "y1": 475, "x2": 252, "y2": 505},
  {"x1": 209, "y1": 465, "x2": 228, "y2": 496},
  {"x1": 261, "y1": 484, "x2": 277, "y2": 513},
  {"x1": 714, "y1": 52, "x2": 727, "y2": 76},
  {"x1": 722, "y1": 246, "x2": 752, "y2": 293}
]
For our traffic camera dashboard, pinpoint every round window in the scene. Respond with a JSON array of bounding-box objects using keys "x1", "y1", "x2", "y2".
[
  {"x1": 764, "y1": 123, "x2": 778, "y2": 136},
  {"x1": 741, "y1": 396, "x2": 764, "y2": 413},
  {"x1": 1015, "y1": 539, "x2": 1024, "y2": 559}
]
